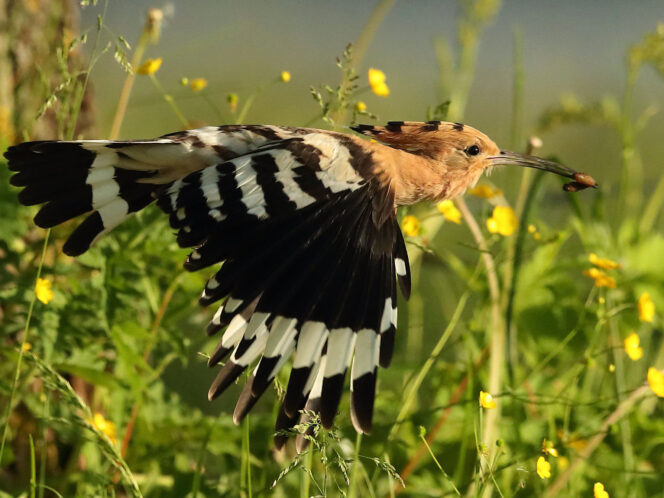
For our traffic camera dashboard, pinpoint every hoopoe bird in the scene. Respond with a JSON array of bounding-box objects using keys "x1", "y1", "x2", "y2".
[{"x1": 5, "y1": 121, "x2": 596, "y2": 449}]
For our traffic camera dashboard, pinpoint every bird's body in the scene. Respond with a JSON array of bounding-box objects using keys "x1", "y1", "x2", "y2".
[{"x1": 4, "y1": 121, "x2": 595, "y2": 449}]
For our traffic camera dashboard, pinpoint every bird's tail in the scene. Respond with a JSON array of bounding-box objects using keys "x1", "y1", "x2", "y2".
[{"x1": 5, "y1": 139, "x2": 186, "y2": 256}]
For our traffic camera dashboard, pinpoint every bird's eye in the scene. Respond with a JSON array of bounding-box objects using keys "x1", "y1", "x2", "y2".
[{"x1": 466, "y1": 145, "x2": 481, "y2": 156}]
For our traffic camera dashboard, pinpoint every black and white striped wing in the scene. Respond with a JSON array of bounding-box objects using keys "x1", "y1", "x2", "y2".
[
  {"x1": 5, "y1": 124, "x2": 412, "y2": 444},
  {"x1": 156, "y1": 131, "x2": 412, "y2": 442},
  {"x1": 5, "y1": 125, "x2": 306, "y2": 255}
]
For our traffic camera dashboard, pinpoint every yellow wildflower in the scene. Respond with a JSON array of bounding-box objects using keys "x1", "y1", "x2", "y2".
[
  {"x1": 638, "y1": 292, "x2": 655, "y2": 322},
  {"x1": 527, "y1": 224, "x2": 537, "y2": 234},
  {"x1": 624, "y1": 332, "x2": 643, "y2": 361},
  {"x1": 136, "y1": 57, "x2": 162, "y2": 75},
  {"x1": 647, "y1": 367, "x2": 664, "y2": 398},
  {"x1": 355, "y1": 101, "x2": 367, "y2": 112},
  {"x1": 594, "y1": 482, "x2": 609, "y2": 498},
  {"x1": 468, "y1": 184, "x2": 503, "y2": 199},
  {"x1": 22, "y1": 342, "x2": 32, "y2": 352},
  {"x1": 582, "y1": 268, "x2": 617, "y2": 288},
  {"x1": 180, "y1": 77, "x2": 189, "y2": 86},
  {"x1": 542, "y1": 439, "x2": 559, "y2": 457},
  {"x1": 91, "y1": 413, "x2": 117, "y2": 444},
  {"x1": 609, "y1": 363, "x2": 615, "y2": 372},
  {"x1": 368, "y1": 68, "x2": 389, "y2": 97},
  {"x1": 589, "y1": 253, "x2": 621, "y2": 270},
  {"x1": 536, "y1": 456, "x2": 551, "y2": 479},
  {"x1": 401, "y1": 215, "x2": 420, "y2": 237},
  {"x1": 479, "y1": 391, "x2": 496, "y2": 409},
  {"x1": 280, "y1": 70, "x2": 291, "y2": 82},
  {"x1": 35, "y1": 278, "x2": 54, "y2": 304},
  {"x1": 437, "y1": 200, "x2": 462, "y2": 224},
  {"x1": 486, "y1": 205, "x2": 518, "y2": 236},
  {"x1": 190, "y1": 78, "x2": 208, "y2": 92}
]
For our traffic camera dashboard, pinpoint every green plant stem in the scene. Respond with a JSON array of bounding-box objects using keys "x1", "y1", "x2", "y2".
[
  {"x1": 236, "y1": 90, "x2": 260, "y2": 125},
  {"x1": 640, "y1": 174, "x2": 664, "y2": 234},
  {"x1": 419, "y1": 431, "x2": 460, "y2": 496},
  {"x1": 244, "y1": 413, "x2": 252, "y2": 498},
  {"x1": 108, "y1": 30, "x2": 151, "y2": 139},
  {"x1": 29, "y1": 434, "x2": 36, "y2": 498},
  {"x1": 301, "y1": 449, "x2": 312, "y2": 498},
  {"x1": 149, "y1": 74, "x2": 189, "y2": 127},
  {"x1": 0, "y1": 230, "x2": 50, "y2": 465},
  {"x1": 503, "y1": 170, "x2": 542, "y2": 385},
  {"x1": 455, "y1": 198, "x2": 503, "y2": 497},
  {"x1": 348, "y1": 432, "x2": 362, "y2": 498},
  {"x1": 37, "y1": 396, "x2": 50, "y2": 498},
  {"x1": 617, "y1": 65, "x2": 639, "y2": 220},
  {"x1": 329, "y1": 0, "x2": 396, "y2": 128},
  {"x1": 202, "y1": 93, "x2": 227, "y2": 123},
  {"x1": 191, "y1": 428, "x2": 211, "y2": 498},
  {"x1": 608, "y1": 299, "x2": 635, "y2": 493},
  {"x1": 65, "y1": 0, "x2": 109, "y2": 140},
  {"x1": 389, "y1": 290, "x2": 471, "y2": 438}
]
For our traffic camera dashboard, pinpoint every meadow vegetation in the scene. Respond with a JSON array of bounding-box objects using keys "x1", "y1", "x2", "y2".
[{"x1": 1, "y1": 1, "x2": 664, "y2": 496}]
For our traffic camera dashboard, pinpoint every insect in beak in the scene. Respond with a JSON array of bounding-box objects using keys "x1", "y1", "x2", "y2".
[{"x1": 489, "y1": 150, "x2": 598, "y2": 191}]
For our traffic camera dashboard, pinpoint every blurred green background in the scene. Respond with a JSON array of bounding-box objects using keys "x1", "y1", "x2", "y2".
[{"x1": 2, "y1": 1, "x2": 664, "y2": 496}]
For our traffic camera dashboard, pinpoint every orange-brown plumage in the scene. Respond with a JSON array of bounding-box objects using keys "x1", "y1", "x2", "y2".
[{"x1": 351, "y1": 121, "x2": 497, "y2": 204}]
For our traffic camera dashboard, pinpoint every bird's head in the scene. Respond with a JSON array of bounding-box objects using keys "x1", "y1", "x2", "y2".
[{"x1": 351, "y1": 121, "x2": 597, "y2": 194}]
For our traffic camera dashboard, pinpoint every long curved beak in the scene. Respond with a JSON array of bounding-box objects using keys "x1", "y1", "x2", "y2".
[{"x1": 489, "y1": 150, "x2": 598, "y2": 190}]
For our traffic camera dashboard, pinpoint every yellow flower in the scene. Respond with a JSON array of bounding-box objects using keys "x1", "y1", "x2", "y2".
[
  {"x1": 609, "y1": 363, "x2": 616, "y2": 372},
  {"x1": 624, "y1": 332, "x2": 643, "y2": 361},
  {"x1": 479, "y1": 391, "x2": 496, "y2": 409},
  {"x1": 401, "y1": 215, "x2": 420, "y2": 237},
  {"x1": 638, "y1": 292, "x2": 655, "y2": 322},
  {"x1": 190, "y1": 78, "x2": 208, "y2": 92},
  {"x1": 468, "y1": 184, "x2": 503, "y2": 199},
  {"x1": 35, "y1": 278, "x2": 54, "y2": 304},
  {"x1": 536, "y1": 456, "x2": 551, "y2": 479},
  {"x1": 180, "y1": 77, "x2": 189, "y2": 86},
  {"x1": 368, "y1": 68, "x2": 390, "y2": 97},
  {"x1": 647, "y1": 367, "x2": 664, "y2": 398},
  {"x1": 594, "y1": 482, "x2": 610, "y2": 498},
  {"x1": 280, "y1": 70, "x2": 291, "y2": 82},
  {"x1": 542, "y1": 439, "x2": 559, "y2": 457},
  {"x1": 437, "y1": 200, "x2": 462, "y2": 224},
  {"x1": 21, "y1": 342, "x2": 32, "y2": 352},
  {"x1": 355, "y1": 101, "x2": 367, "y2": 112},
  {"x1": 589, "y1": 253, "x2": 621, "y2": 270},
  {"x1": 527, "y1": 224, "x2": 537, "y2": 234},
  {"x1": 136, "y1": 57, "x2": 162, "y2": 75},
  {"x1": 91, "y1": 413, "x2": 117, "y2": 444},
  {"x1": 582, "y1": 268, "x2": 617, "y2": 288},
  {"x1": 486, "y1": 206, "x2": 518, "y2": 236}
]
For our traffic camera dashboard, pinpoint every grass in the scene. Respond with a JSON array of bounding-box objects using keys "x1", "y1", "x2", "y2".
[{"x1": 1, "y1": 2, "x2": 664, "y2": 497}]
